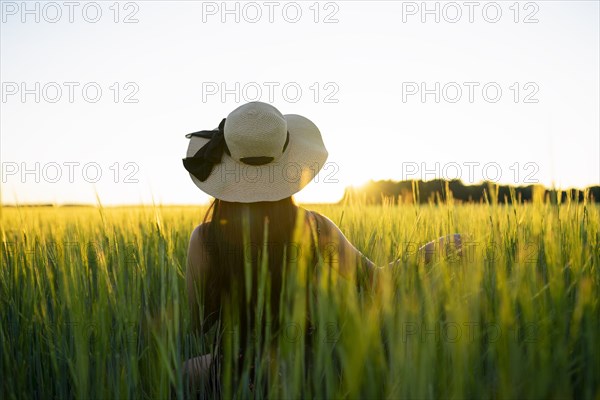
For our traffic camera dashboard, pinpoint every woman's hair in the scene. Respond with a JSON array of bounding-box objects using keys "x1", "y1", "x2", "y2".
[{"x1": 201, "y1": 196, "x2": 314, "y2": 345}]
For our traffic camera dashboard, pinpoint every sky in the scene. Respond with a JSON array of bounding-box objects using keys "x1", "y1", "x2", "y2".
[{"x1": 1, "y1": 0, "x2": 599, "y2": 205}]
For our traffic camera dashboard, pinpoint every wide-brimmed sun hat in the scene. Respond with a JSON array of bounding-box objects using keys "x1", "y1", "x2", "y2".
[{"x1": 183, "y1": 102, "x2": 328, "y2": 203}]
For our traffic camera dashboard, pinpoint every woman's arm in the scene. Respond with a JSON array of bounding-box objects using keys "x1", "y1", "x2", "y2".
[
  {"x1": 183, "y1": 224, "x2": 221, "y2": 387},
  {"x1": 309, "y1": 212, "x2": 463, "y2": 285},
  {"x1": 309, "y1": 212, "x2": 378, "y2": 284},
  {"x1": 186, "y1": 223, "x2": 219, "y2": 334},
  {"x1": 418, "y1": 233, "x2": 463, "y2": 264},
  {"x1": 186, "y1": 225, "x2": 204, "y2": 334}
]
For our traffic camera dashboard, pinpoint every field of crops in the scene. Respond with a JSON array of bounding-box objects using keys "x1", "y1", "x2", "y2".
[{"x1": 1, "y1": 196, "x2": 599, "y2": 399}]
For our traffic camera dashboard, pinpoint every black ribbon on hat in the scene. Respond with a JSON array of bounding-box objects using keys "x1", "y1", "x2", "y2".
[
  {"x1": 182, "y1": 118, "x2": 230, "y2": 182},
  {"x1": 182, "y1": 118, "x2": 291, "y2": 182}
]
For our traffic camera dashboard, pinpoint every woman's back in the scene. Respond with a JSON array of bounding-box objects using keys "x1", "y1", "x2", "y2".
[{"x1": 185, "y1": 201, "x2": 327, "y2": 394}]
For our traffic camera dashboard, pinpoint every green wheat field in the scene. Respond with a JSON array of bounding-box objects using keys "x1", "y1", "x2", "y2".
[{"x1": 1, "y1": 193, "x2": 599, "y2": 399}]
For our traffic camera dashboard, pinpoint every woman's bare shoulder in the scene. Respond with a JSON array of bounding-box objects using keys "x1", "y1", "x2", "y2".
[
  {"x1": 305, "y1": 210, "x2": 347, "y2": 241},
  {"x1": 306, "y1": 210, "x2": 332, "y2": 224},
  {"x1": 189, "y1": 222, "x2": 209, "y2": 244},
  {"x1": 187, "y1": 223, "x2": 212, "y2": 267}
]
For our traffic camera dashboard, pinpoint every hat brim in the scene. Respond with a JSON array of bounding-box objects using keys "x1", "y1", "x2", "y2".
[{"x1": 185, "y1": 114, "x2": 329, "y2": 203}]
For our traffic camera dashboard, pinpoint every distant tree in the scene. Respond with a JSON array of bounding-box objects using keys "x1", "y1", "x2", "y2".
[{"x1": 342, "y1": 179, "x2": 600, "y2": 205}]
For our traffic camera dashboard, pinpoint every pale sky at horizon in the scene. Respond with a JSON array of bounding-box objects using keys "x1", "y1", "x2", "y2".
[{"x1": 1, "y1": 0, "x2": 599, "y2": 205}]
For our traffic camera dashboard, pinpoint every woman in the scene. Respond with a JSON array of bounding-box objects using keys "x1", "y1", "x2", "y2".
[{"x1": 181, "y1": 102, "x2": 461, "y2": 390}]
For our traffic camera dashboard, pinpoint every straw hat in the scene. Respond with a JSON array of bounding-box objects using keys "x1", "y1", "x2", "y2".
[{"x1": 183, "y1": 102, "x2": 328, "y2": 203}]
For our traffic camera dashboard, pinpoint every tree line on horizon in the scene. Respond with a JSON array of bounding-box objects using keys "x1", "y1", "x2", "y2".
[{"x1": 341, "y1": 179, "x2": 600, "y2": 205}]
